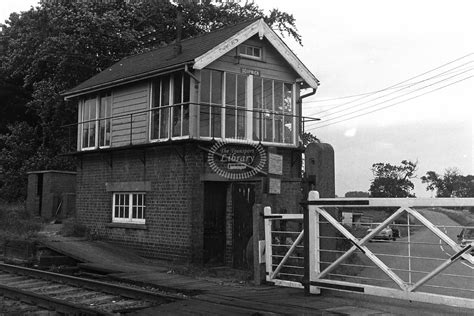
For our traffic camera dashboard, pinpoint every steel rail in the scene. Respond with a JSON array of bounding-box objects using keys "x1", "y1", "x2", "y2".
[
  {"x1": 0, "y1": 263, "x2": 176, "y2": 303},
  {"x1": 0, "y1": 283, "x2": 104, "y2": 315}
]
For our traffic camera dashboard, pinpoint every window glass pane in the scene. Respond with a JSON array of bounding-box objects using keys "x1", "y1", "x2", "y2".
[
  {"x1": 263, "y1": 80, "x2": 273, "y2": 142},
  {"x1": 182, "y1": 104, "x2": 189, "y2": 136},
  {"x1": 105, "y1": 96, "x2": 111, "y2": 145},
  {"x1": 274, "y1": 81, "x2": 283, "y2": 143},
  {"x1": 181, "y1": 74, "x2": 190, "y2": 136},
  {"x1": 237, "y1": 75, "x2": 246, "y2": 108},
  {"x1": 263, "y1": 79, "x2": 272, "y2": 111},
  {"x1": 225, "y1": 73, "x2": 236, "y2": 105},
  {"x1": 151, "y1": 80, "x2": 160, "y2": 140},
  {"x1": 99, "y1": 93, "x2": 111, "y2": 147},
  {"x1": 172, "y1": 74, "x2": 182, "y2": 137},
  {"x1": 225, "y1": 106, "x2": 235, "y2": 138},
  {"x1": 274, "y1": 81, "x2": 283, "y2": 113},
  {"x1": 210, "y1": 71, "x2": 222, "y2": 137},
  {"x1": 254, "y1": 47, "x2": 261, "y2": 57},
  {"x1": 225, "y1": 73, "x2": 236, "y2": 138},
  {"x1": 200, "y1": 70, "x2": 211, "y2": 137},
  {"x1": 88, "y1": 100, "x2": 96, "y2": 148},
  {"x1": 284, "y1": 116, "x2": 293, "y2": 144},
  {"x1": 173, "y1": 74, "x2": 182, "y2": 104},
  {"x1": 253, "y1": 78, "x2": 263, "y2": 141},
  {"x1": 82, "y1": 102, "x2": 89, "y2": 148},
  {"x1": 211, "y1": 71, "x2": 222, "y2": 104},
  {"x1": 201, "y1": 70, "x2": 210, "y2": 103},
  {"x1": 172, "y1": 106, "x2": 181, "y2": 137},
  {"x1": 284, "y1": 83, "x2": 293, "y2": 113},
  {"x1": 160, "y1": 76, "x2": 170, "y2": 139},
  {"x1": 183, "y1": 75, "x2": 190, "y2": 103},
  {"x1": 236, "y1": 75, "x2": 246, "y2": 138}
]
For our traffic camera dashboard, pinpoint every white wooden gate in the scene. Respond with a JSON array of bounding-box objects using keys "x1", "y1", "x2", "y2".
[
  {"x1": 305, "y1": 191, "x2": 474, "y2": 309},
  {"x1": 263, "y1": 207, "x2": 306, "y2": 289}
]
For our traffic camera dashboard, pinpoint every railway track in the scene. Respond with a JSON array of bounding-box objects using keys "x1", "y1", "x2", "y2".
[{"x1": 0, "y1": 262, "x2": 177, "y2": 315}]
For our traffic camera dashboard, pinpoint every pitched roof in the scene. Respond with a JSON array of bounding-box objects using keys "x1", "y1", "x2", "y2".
[{"x1": 63, "y1": 18, "x2": 318, "y2": 99}]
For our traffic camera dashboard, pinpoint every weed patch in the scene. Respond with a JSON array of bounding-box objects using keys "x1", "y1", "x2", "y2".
[{"x1": 0, "y1": 202, "x2": 42, "y2": 246}]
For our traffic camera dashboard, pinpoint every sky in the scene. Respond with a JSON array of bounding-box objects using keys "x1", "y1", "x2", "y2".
[{"x1": 1, "y1": 0, "x2": 473, "y2": 197}]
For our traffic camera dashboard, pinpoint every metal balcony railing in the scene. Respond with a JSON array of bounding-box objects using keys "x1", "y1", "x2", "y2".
[{"x1": 61, "y1": 102, "x2": 320, "y2": 153}]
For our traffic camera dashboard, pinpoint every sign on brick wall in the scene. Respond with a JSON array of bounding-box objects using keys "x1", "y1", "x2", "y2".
[{"x1": 206, "y1": 140, "x2": 267, "y2": 180}]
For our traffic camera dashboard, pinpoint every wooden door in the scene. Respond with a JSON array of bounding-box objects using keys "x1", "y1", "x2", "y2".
[
  {"x1": 232, "y1": 183, "x2": 255, "y2": 269},
  {"x1": 203, "y1": 182, "x2": 227, "y2": 265}
]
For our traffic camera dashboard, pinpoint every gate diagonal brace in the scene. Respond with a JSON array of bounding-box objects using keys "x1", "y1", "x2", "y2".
[
  {"x1": 270, "y1": 230, "x2": 304, "y2": 279},
  {"x1": 406, "y1": 207, "x2": 474, "y2": 264},
  {"x1": 312, "y1": 206, "x2": 408, "y2": 290},
  {"x1": 409, "y1": 243, "x2": 473, "y2": 292}
]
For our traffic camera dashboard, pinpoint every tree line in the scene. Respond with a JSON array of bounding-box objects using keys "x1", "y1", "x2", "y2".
[
  {"x1": 0, "y1": 0, "x2": 301, "y2": 201},
  {"x1": 346, "y1": 160, "x2": 474, "y2": 198}
]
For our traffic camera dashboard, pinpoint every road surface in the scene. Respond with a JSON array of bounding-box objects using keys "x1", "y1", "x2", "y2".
[{"x1": 333, "y1": 209, "x2": 473, "y2": 299}]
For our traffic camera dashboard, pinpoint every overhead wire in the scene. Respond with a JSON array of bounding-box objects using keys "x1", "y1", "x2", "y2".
[
  {"x1": 305, "y1": 74, "x2": 474, "y2": 130},
  {"x1": 305, "y1": 67, "x2": 473, "y2": 129},
  {"x1": 307, "y1": 63, "x2": 474, "y2": 121},
  {"x1": 302, "y1": 53, "x2": 473, "y2": 115}
]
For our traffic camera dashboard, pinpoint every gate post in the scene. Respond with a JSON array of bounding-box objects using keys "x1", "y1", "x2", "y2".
[
  {"x1": 253, "y1": 203, "x2": 266, "y2": 285},
  {"x1": 304, "y1": 190, "x2": 320, "y2": 295}
]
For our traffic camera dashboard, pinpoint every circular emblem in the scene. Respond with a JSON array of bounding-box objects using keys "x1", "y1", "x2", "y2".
[{"x1": 208, "y1": 140, "x2": 267, "y2": 180}]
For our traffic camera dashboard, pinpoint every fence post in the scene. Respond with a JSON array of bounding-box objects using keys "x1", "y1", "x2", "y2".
[
  {"x1": 264, "y1": 206, "x2": 273, "y2": 282},
  {"x1": 253, "y1": 204, "x2": 265, "y2": 285},
  {"x1": 305, "y1": 190, "x2": 321, "y2": 295}
]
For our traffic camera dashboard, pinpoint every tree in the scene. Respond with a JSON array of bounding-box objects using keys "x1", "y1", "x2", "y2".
[
  {"x1": 345, "y1": 191, "x2": 369, "y2": 198},
  {"x1": 421, "y1": 168, "x2": 474, "y2": 197},
  {"x1": 369, "y1": 160, "x2": 417, "y2": 197},
  {"x1": 301, "y1": 131, "x2": 320, "y2": 147},
  {"x1": 0, "y1": 1, "x2": 302, "y2": 201}
]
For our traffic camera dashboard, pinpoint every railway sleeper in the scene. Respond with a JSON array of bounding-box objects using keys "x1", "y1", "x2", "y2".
[
  {"x1": 77, "y1": 294, "x2": 118, "y2": 305},
  {"x1": 30, "y1": 284, "x2": 70, "y2": 294}
]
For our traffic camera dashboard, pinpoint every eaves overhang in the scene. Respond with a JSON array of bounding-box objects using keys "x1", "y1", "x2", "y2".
[{"x1": 62, "y1": 61, "x2": 192, "y2": 100}]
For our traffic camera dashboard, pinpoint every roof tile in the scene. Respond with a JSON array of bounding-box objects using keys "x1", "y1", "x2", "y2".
[{"x1": 64, "y1": 19, "x2": 258, "y2": 97}]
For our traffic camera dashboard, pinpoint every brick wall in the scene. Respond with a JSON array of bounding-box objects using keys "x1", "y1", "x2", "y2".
[
  {"x1": 76, "y1": 144, "x2": 204, "y2": 261},
  {"x1": 76, "y1": 143, "x2": 303, "y2": 263}
]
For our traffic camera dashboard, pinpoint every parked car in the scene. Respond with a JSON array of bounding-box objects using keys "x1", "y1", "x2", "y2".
[
  {"x1": 367, "y1": 223, "x2": 394, "y2": 241},
  {"x1": 457, "y1": 227, "x2": 474, "y2": 253}
]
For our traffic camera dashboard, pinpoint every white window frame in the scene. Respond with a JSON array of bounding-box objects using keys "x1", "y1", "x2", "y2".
[
  {"x1": 79, "y1": 97, "x2": 98, "y2": 150},
  {"x1": 98, "y1": 92, "x2": 112, "y2": 148},
  {"x1": 112, "y1": 192, "x2": 146, "y2": 224},
  {"x1": 79, "y1": 93, "x2": 112, "y2": 151},
  {"x1": 238, "y1": 44, "x2": 263, "y2": 60},
  {"x1": 150, "y1": 72, "x2": 190, "y2": 142},
  {"x1": 198, "y1": 69, "x2": 297, "y2": 146}
]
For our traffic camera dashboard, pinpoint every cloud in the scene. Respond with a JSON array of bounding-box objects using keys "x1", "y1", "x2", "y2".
[{"x1": 344, "y1": 128, "x2": 357, "y2": 137}]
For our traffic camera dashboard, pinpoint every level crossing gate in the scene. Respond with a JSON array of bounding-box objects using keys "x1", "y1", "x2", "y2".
[{"x1": 264, "y1": 191, "x2": 474, "y2": 309}]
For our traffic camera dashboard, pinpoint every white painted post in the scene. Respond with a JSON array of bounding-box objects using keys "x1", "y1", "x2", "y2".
[
  {"x1": 308, "y1": 191, "x2": 321, "y2": 294},
  {"x1": 264, "y1": 206, "x2": 273, "y2": 282}
]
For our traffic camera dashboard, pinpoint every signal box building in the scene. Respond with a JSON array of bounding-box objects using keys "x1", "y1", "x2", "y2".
[{"x1": 63, "y1": 19, "x2": 319, "y2": 268}]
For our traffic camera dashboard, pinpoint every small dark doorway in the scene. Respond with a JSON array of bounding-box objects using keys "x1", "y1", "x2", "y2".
[
  {"x1": 37, "y1": 173, "x2": 44, "y2": 216},
  {"x1": 232, "y1": 183, "x2": 255, "y2": 269},
  {"x1": 203, "y1": 182, "x2": 227, "y2": 265}
]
